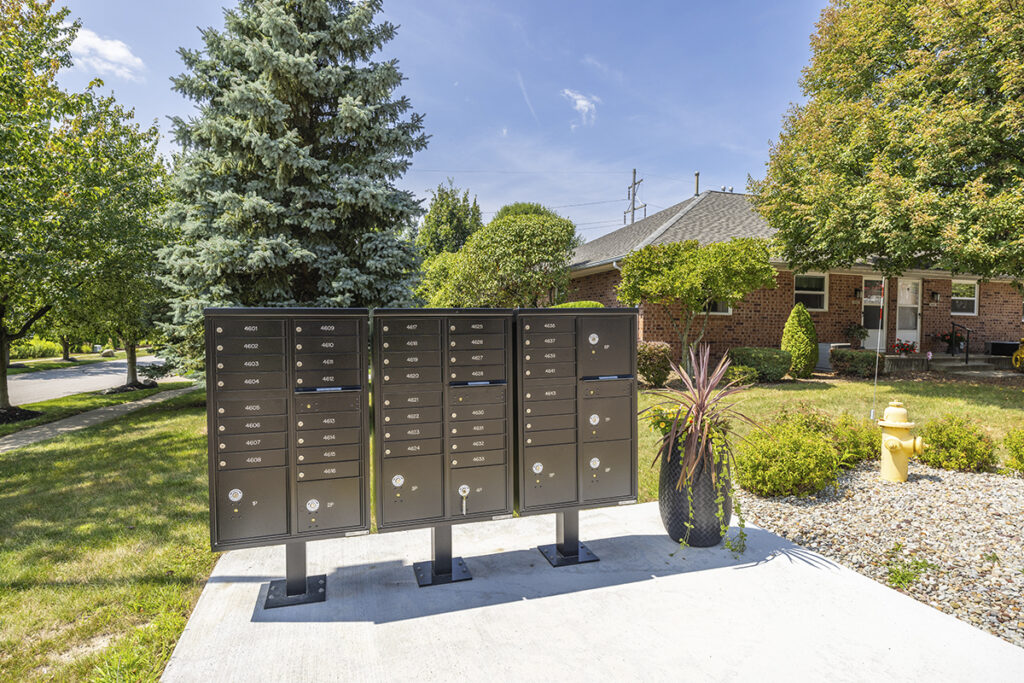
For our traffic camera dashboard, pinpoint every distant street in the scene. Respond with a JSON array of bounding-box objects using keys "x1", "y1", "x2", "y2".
[{"x1": 7, "y1": 356, "x2": 161, "y2": 405}]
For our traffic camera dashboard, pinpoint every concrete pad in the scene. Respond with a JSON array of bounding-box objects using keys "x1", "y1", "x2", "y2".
[{"x1": 163, "y1": 503, "x2": 1024, "y2": 682}]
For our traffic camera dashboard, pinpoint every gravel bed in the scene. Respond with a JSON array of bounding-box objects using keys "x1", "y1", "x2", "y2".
[{"x1": 735, "y1": 461, "x2": 1024, "y2": 648}]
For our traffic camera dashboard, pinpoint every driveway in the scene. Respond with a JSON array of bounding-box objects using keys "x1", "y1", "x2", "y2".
[{"x1": 7, "y1": 356, "x2": 161, "y2": 405}]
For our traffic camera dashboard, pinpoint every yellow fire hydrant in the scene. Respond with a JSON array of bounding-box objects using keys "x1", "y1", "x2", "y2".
[{"x1": 878, "y1": 400, "x2": 925, "y2": 482}]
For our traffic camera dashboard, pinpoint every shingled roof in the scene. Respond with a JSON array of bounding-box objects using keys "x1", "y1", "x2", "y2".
[{"x1": 571, "y1": 190, "x2": 775, "y2": 270}]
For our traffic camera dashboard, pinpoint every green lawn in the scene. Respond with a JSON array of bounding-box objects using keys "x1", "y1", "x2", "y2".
[
  {"x1": 0, "y1": 391, "x2": 212, "y2": 682},
  {"x1": 0, "y1": 382, "x2": 195, "y2": 440},
  {"x1": 7, "y1": 351, "x2": 132, "y2": 376}
]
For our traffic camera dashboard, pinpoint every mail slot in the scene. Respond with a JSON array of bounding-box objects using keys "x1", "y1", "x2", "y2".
[
  {"x1": 382, "y1": 350, "x2": 442, "y2": 367},
  {"x1": 217, "y1": 415, "x2": 288, "y2": 435},
  {"x1": 296, "y1": 411, "x2": 360, "y2": 430},
  {"x1": 522, "y1": 379, "x2": 575, "y2": 402},
  {"x1": 293, "y1": 319, "x2": 358, "y2": 337},
  {"x1": 383, "y1": 438, "x2": 442, "y2": 457},
  {"x1": 293, "y1": 392, "x2": 360, "y2": 413},
  {"x1": 296, "y1": 460, "x2": 360, "y2": 482},
  {"x1": 215, "y1": 467, "x2": 288, "y2": 541},
  {"x1": 448, "y1": 349, "x2": 504, "y2": 366},
  {"x1": 448, "y1": 384, "x2": 505, "y2": 405},
  {"x1": 215, "y1": 397, "x2": 288, "y2": 418},
  {"x1": 380, "y1": 389, "x2": 442, "y2": 408},
  {"x1": 383, "y1": 422, "x2": 443, "y2": 441},
  {"x1": 522, "y1": 398, "x2": 575, "y2": 417},
  {"x1": 217, "y1": 449, "x2": 287, "y2": 470},
  {"x1": 215, "y1": 355, "x2": 285, "y2": 372},
  {"x1": 448, "y1": 333, "x2": 504, "y2": 350},
  {"x1": 295, "y1": 368, "x2": 361, "y2": 388},
  {"x1": 581, "y1": 440, "x2": 632, "y2": 501},
  {"x1": 522, "y1": 362, "x2": 574, "y2": 379},
  {"x1": 214, "y1": 319, "x2": 283, "y2": 338},
  {"x1": 449, "y1": 364, "x2": 505, "y2": 382},
  {"x1": 381, "y1": 455, "x2": 444, "y2": 525},
  {"x1": 297, "y1": 478, "x2": 362, "y2": 532},
  {"x1": 381, "y1": 367, "x2": 442, "y2": 384},
  {"x1": 448, "y1": 318, "x2": 504, "y2": 334},
  {"x1": 577, "y1": 316, "x2": 634, "y2": 377},
  {"x1": 449, "y1": 418, "x2": 505, "y2": 437},
  {"x1": 523, "y1": 347, "x2": 574, "y2": 364},
  {"x1": 380, "y1": 335, "x2": 440, "y2": 351},
  {"x1": 294, "y1": 353, "x2": 360, "y2": 371},
  {"x1": 381, "y1": 318, "x2": 439, "y2": 335},
  {"x1": 579, "y1": 395, "x2": 632, "y2": 441},
  {"x1": 218, "y1": 431, "x2": 287, "y2": 453},
  {"x1": 295, "y1": 336, "x2": 360, "y2": 354},
  {"x1": 450, "y1": 449, "x2": 505, "y2": 468},
  {"x1": 523, "y1": 332, "x2": 574, "y2": 349},
  {"x1": 215, "y1": 372, "x2": 286, "y2": 392},
  {"x1": 520, "y1": 445, "x2": 576, "y2": 508},
  {"x1": 449, "y1": 403, "x2": 504, "y2": 421},
  {"x1": 295, "y1": 428, "x2": 360, "y2": 447},
  {"x1": 214, "y1": 337, "x2": 285, "y2": 355},
  {"x1": 382, "y1": 406, "x2": 442, "y2": 425},
  {"x1": 296, "y1": 443, "x2": 360, "y2": 464}
]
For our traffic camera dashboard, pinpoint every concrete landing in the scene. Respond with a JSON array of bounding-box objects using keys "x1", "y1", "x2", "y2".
[{"x1": 163, "y1": 503, "x2": 1024, "y2": 682}]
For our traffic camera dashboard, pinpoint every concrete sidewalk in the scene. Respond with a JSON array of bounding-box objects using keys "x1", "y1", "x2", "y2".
[
  {"x1": 163, "y1": 502, "x2": 1023, "y2": 682},
  {"x1": 0, "y1": 384, "x2": 199, "y2": 454}
]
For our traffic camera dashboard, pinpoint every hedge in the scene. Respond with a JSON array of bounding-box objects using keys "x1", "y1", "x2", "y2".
[
  {"x1": 781, "y1": 303, "x2": 818, "y2": 378},
  {"x1": 830, "y1": 348, "x2": 885, "y2": 377},
  {"x1": 550, "y1": 300, "x2": 604, "y2": 308},
  {"x1": 727, "y1": 347, "x2": 791, "y2": 383},
  {"x1": 637, "y1": 341, "x2": 673, "y2": 387}
]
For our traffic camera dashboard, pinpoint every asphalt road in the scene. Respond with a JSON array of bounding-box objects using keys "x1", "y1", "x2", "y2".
[{"x1": 6, "y1": 356, "x2": 161, "y2": 405}]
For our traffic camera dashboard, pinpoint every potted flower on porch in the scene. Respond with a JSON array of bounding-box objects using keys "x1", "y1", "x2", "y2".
[
  {"x1": 891, "y1": 339, "x2": 917, "y2": 357},
  {"x1": 641, "y1": 344, "x2": 753, "y2": 549}
]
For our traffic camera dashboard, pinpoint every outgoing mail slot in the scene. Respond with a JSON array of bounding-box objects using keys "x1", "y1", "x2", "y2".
[
  {"x1": 295, "y1": 427, "x2": 360, "y2": 447},
  {"x1": 214, "y1": 319, "x2": 284, "y2": 338},
  {"x1": 381, "y1": 454, "x2": 443, "y2": 525},
  {"x1": 294, "y1": 336, "x2": 361, "y2": 354},
  {"x1": 380, "y1": 389, "x2": 442, "y2": 408},
  {"x1": 381, "y1": 318, "x2": 439, "y2": 335},
  {"x1": 383, "y1": 422, "x2": 443, "y2": 441},
  {"x1": 381, "y1": 367, "x2": 442, "y2": 385},
  {"x1": 383, "y1": 438, "x2": 442, "y2": 458},
  {"x1": 294, "y1": 392, "x2": 360, "y2": 414},
  {"x1": 382, "y1": 406, "x2": 442, "y2": 425},
  {"x1": 216, "y1": 467, "x2": 287, "y2": 541},
  {"x1": 449, "y1": 464, "x2": 507, "y2": 516},
  {"x1": 523, "y1": 332, "x2": 574, "y2": 349},
  {"x1": 215, "y1": 372, "x2": 286, "y2": 392},
  {"x1": 296, "y1": 460, "x2": 360, "y2": 482},
  {"x1": 449, "y1": 364, "x2": 505, "y2": 382},
  {"x1": 450, "y1": 449, "x2": 505, "y2": 468},
  {"x1": 522, "y1": 379, "x2": 575, "y2": 402},
  {"x1": 216, "y1": 397, "x2": 288, "y2": 418},
  {"x1": 214, "y1": 337, "x2": 285, "y2": 355},
  {"x1": 448, "y1": 318, "x2": 504, "y2": 335},
  {"x1": 296, "y1": 443, "x2": 360, "y2": 464},
  {"x1": 581, "y1": 439, "x2": 633, "y2": 502},
  {"x1": 522, "y1": 429, "x2": 575, "y2": 448},
  {"x1": 523, "y1": 347, "x2": 574, "y2": 364},
  {"x1": 448, "y1": 384, "x2": 505, "y2": 405},
  {"x1": 380, "y1": 335, "x2": 439, "y2": 351},
  {"x1": 448, "y1": 333, "x2": 504, "y2": 350},
  {"x1": 293, "y1": 353, "x2": 360, "y2": 371},
  {"x1": 296, "y1": 411, "x2": 360, "y2": 431},
  {"x1": 580, "y1": 378, "x2": 634, "y2": 398},
  {"x1": 450, "y1": 434, "x2": 504, "y2": 453},
  {"x1": 297, "y1": 478, "x2": 362, "y2": 532},
  {"x1": 580, "y1": 395, "x2": 632, "y2": 441},
  {"x1": 577, "y1": 316, "x2": 634, "y2": 377},
  {"x1": 217, "y1": 431, "x2": 287, "y2": 453},
  {"x1": 217, "y1": 449, "x2": 287, "y2": 470},
  {"x1": 381, "y1": 350, "x2": 441, "y2": 368},
  {"x1": 522, "y1": 362, "x2": 573, "y2": 379},
  {"x1": 217, "y1": 415, "x2": 288, "y2": 435},
  {"x1": 295, "y1": 368, "x2": 362, "y2": 388},
  {"x1": 293, "y1": 319, "x2": 358, "y2": 337},
  {"x1": 449, "y1": 419, "x2": 505, "y2": 437},
  {"x1": 523, "y1": 413, "x2": 575, "y2": 431},
  {"x1": 520, "y1": 445, "x2": 576, "y2": 509},
  {"x1": 522, "y1": 398, "x2": 575, "y2": 417},
  {"x1": 522, "y1": 317, "x2": 574, "y2": 334},
  {"x1": 448, "y1": 349, "x2": 504, "y2": 366},
  {"x1": 449, "y1": 403, "x2": 504, "y2": 421},
  {"x1": 215, "y1": 355, "x2": 284, "y2": 372}
]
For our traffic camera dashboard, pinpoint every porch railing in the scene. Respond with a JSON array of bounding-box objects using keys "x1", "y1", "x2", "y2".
[{"x1": 950, "y1": 321, "x2": 973, "y2": 365}]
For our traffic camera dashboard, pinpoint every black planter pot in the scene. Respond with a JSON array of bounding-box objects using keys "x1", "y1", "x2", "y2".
[{"x1": 659, "y1": 444, "x2": 732, "y2": 547}]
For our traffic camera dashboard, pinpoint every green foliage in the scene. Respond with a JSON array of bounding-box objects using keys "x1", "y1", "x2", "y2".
[
  {"x1": 781, "y1": 303, "x2": 818, "y2": 378},
  {"x1": 727, "y1": 347, "x2": 791, "y2": 383},
  {"x1": 492, "y1": 202, "x2": 559, "y2": 222},
  {"x1": 724, "y1": 364, "x2": 759, "y2": 386},
  {"x1": 636, "y1": 341, "x2": 672, "y2": 387},
  {"x1": 920, "y1": 415, "x2": 997, "y2": 472},
  {"x1": 424, "y1": 213, "x2": 580, "y2": 307},
  {"x1": 550, "y1": 300, "x2": 604, "y2": 308},
  {"x1": 830, "y1": 348, "x2": 884, "y2": 377},
  {"x1": 735, "y1": 417, "x2": 840, "y2": 497},
  {"x1": 1005, "y1": 428, "x2": 1024, "y2": 475},
  {"x1": 885, "y1": 544, "x2": 936, "y2": 590},
  {"x1": 159, "y1": 0, "x2": 427, "y2": 373},
  {"x1": 414, "y1": 179, "x2": 483, "y2": 259},
  {"x1": 617, "y1": 238, "x2": 777, "y2": 355},
  {"x1": 751, "y1": 0, "x2": 1024, "y2": 282},
  {"x1": 9, "y1": 338, "x2": 62, "y2": 360},
  {"x1": 834, "y1": 413, "x2": 878, "y2": 467}
]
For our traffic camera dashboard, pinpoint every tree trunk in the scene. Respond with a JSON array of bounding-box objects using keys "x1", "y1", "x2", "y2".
[
  {"x1": 61, "y1": 336, "x2": 71, "y2": 361},
  {"x1": 125, "y1": 339, "x2": 138, "y2": 386},
  {"x1": 0, "y1": 330, "x2": 10, "y2": 411}
]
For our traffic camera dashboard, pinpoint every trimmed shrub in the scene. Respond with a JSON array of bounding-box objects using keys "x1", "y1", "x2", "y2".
[
  {"x1": 736, "y1": 418, "x2": 840, "y2": 497},
  {"x1": 920, "y1": 415, "x2": 997, "y2": 472},
  {"x1": 1004, "y1": 428, "x2": 1024, "y2": 475},
  {"x1": 831, "y1": 348, "x2": 884, "y2": 377},
  {"x1": 728, "y1": 347, "x2": 791, "y2": 383},
  {"x1": 637, "y1": 341, "x2": 672, "y2": 387},
  {"x1": 550, "y1": 300, "x2": 604, "y2": 308},
  {"x1": 834, "y1": 414, "x2": 878, "y2": 467},
  {"x1": 9, "y1": 338, "x2": 62, "y2": 360},
  {"x1": 781, "y1": 303, "x2": 818, "y2": 378},
  {"x1": 724, "y1": 364, "x2": 758, "y2": 385}
]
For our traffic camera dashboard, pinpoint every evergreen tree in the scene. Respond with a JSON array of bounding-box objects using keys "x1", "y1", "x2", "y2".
[
  {"x1": 160, "y1": 0, "x2": 428, "y2": 372},
  {"x1": 414, "y1": 179, "x2": 482, "y2": 259},
  {"x1": 781, "y1": 303, "x2": 818, "y2": 379}
]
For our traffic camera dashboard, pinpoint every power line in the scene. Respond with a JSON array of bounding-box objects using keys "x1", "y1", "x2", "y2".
[
  {"x1": 481, "y1": 198, "x2": 626, "y2": 216},
  {"x1": 408, "y1": 168, "x2": 624, "y2": 176}
]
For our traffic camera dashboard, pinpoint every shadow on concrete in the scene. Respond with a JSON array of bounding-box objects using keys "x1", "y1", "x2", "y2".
[{"x1": 240, "y1": 527, "x2": 838, "y2": 624}]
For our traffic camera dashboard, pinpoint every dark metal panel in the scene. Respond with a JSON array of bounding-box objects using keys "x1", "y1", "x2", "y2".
[
  {"x1": 447, "y1": 318, "x2": 504, "y2": 334},
  {"x1": 523, "y1": 413, "x2": 575, "y2": 432},
  {"x1": 449, "y1": 464, "x2": 507, "y2": 517},
  {"x1": 581, "y1": 440, "x2": 633, "y2": 502},
  {"x1": 293, "y1": 392, "x2": 360, "y2": 414},
  {"x1": 520, "y1": 445, "x2": 577, "y2": 508},
  {"x1": 295, "y1": 411, "x2": 360, "y2": 431},
  {"x1": 451, "y1": 433, "x2": 505, "y2": 453},
  {"x1": 215, "y1": 372, "x2": 286, "y2": 392},
  {"x1": 449, "y1": 418, "x2": 505, "y2": 437},
  {"x1": 212, "y1": 319, "x2": 284, "y2": 338},
  {"x1": 293, "y1": 352, "x2": 360, "y2": 371},
  {"x1": 296, "y1": 460, "x2": 360, "y2": 482},
  {"x1": 215, "y1": 467, "x2": 288, "y2": 541},
  {"x1": 382, "y1": 422, "x2": 443, "y2": 441},
  {"x1": 522, "y1": 347, "x2": 573, "y2": 364},
  {"x1": 295, "y1": 427, "x2": 360, "y2": 447},
  {"x1": 449, "y1": 402, "x2": 504, "y2": 421},
  {"x1": 380, "y1": 455, "x2": 444, "y2": 525},
  {"x1": 294, "y1": 336, "x2": 361, "y2": 354},
  {"x1": 217, "y1": 431, "x2": 287, "y2": 454},
  {"x1": 521, "y1": 316, "x2": 574, "y2": 334},
  {"x1": 383, "y1": 438, "x2": 443, "y2": 458},
  {"x1": 448, "y1": 364, "x2": 505, "y2": 382},
  {"x1": 293, "y1": 319, "x2": 358, "y2": 337},
  {"x1": 380, "y1": 335, "x2": 440, "y2": 352},
  {"x1": 379, "y1": 388, "x2": 442, "y2": 409},
  {"x1": 217, "y1": 415, "x2": 288, "y2": 436},
  {"x1": 448, "y1": 384, "x2": 506, "y2": 405},
  {"x1": 450, "y1": 449, "x2": 505, "y2": 468},
  {"x1": 295, "y1": 443, "x2": 360, "y2": 464},
  {"x1": 216, "y1": 449, "x2": 288, "y2": 471},
  {"x1": 380, "y1": 366, "x2": 442, "y2": 385},
  {"x1": 523, "y1": 429, "x2": 575, "y2": 448},
  {"x1": 447, "y1": 333, "x2": 505, "y2": 350},
  {"x1": 382, "y1": 350, "x2": 442, "y2": 368},
  {"x1": 380, "y1": 318, "x2": 439, "y2": 335},
  {"x1": 522, "y1": 361, "x2": 574, "y2": 380},
  {"x1": 522, "y1": 398, "x2": 575, "y2": 417},
  {"x1": 448, "y1": 349, "x2": 504, "y2": 366},
  {"x1": 577, "y1": 316, "x2": 634, "y2": 378},
  {"x1": 296, "y1": 477, "x2": 362, "y2": 532},
  {"x1": 579, "y1": 395, "x2": 633, "y2": 442},
  {"x1": 523, "y1": 332, "x2": 575, "y2": 349},
  {"x1": 215, "y1": 397, "x2": 288, "y2": 418},
  {"x1": 213, "y1": 337, "x2": 285, "y2": 355},
  {"x1": 522, "y1": 379, "x2": 575, "y2": 402},
  {"x1": 580, "y1": 378, "x2": 633, "y2": 398},
  {"x1": 294, "y1": 368, "x2": 361, "y2": 389},
  {"x1": 214, "y1": 355, "x2": 285, "y2": 373},
  {"x1": 382, "y1": 405, "x2": 443, "y2": 426}
]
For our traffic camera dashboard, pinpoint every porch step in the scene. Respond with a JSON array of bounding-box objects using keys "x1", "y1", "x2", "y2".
[{"x1": 932, "y1": 361, "x2": 996, "y2": 373}]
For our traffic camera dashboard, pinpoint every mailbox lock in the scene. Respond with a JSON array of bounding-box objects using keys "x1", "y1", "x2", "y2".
[
  {"x1": 383, "y1": 358, "x2": 390, "y2": 365},
  {"x1": 296, "y1": 343, "x2": 303, "y2": 350},
  {"x1": 532, "y1": 462, "x2": 544, "y2": 474},
  {"x1": 384, "y1": 416, "x2": 391, "y2": 422},
  {"x1": 216, "y1": 345, "x2": 223, "y2": 351},
  {"x1": 297, "y1": 420, "x2": 304, "y2": 427},
  {"x1": 218, "y1": 425, "x2": 225, "y2": 432},
  {"x1": 306, "y1": 498, "x2": 320, "y2": 513},
  {"x1": 217, "y1": 381, "x2": 224, "y2": 387},
  {"x1": 383, "y1": 325, "x2": 389, "y2": 332},
  {"x1": 216, "y1": 327, "x2": 223, "y2": 333},
  {"x1": 298, "y1": 472, "x2": 305, "y2": 478},
  {"x1": 392, "y1": 474, "x2": 405, "y2": 487},
  {"x1": 217, "y1": 362, "x2": 224, "y2": 369},
  {"x1": 525, "y1": 324, "x2": 531, "y2": 331},
  {"x1": 218, "y1": 408, "x2": 224, "y2": 414},
  {"x1": 219, "y1": 460, "x2": 226, "y2": 467},
  {"x1": 590, "y1": 457, "x2": 601, "y2": 469},
  {"x1": 384, "y1": 375, "x2": 390, "y2": 382},
  {"x1": 526, "y1": 423, "x2": 532, "y2": 429},
  {"x1": 295, "y1": 326, "x2": 303, "y2": 333},
  {"x1": 458, "y1": 484, "x2": 471, "y2": 515},
  {"x1": 525, "y1": 370, "x2": 531, "y2": 376},
  {"x1": 589, "y1": 333, "x2": 600, "y2": 345},
  {"x1": 228, "y1": 488, "x2": 243, "y2": 502},
  {"x1": 383, "y1": 342, "x2": 390, "y2": 349},
  {"x1": 296, "y1": 361, "x2": 303, "y2": 368},
  {"x1": 589, "y1": 413, "x2": 600, "y2": 426}
]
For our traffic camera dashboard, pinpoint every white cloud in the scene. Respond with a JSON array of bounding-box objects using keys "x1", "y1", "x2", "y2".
[
  {"x1": 561, "y1": 89, "x2": 600, "y2": 128},
  {"x1": 500, "y1": 127, "x2": 508, "y2": 137},
  {"x1": 515, "y1": 70, "x2": 539, "y2": 123},
  {"x1": 70, "y1": 27, "x2": 145, "y2": 82},
  {"x1": 581, "y1": 55, "x2": 623, "y2": 83}
]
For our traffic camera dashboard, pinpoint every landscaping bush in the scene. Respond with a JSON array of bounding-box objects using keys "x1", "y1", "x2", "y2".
[
  {"x1": 636, "y1": 341, "x2": 672, "y2": 387},
  {"x1": 727, "y1": 347, "x2": 791, "y2": 383},
  {"x1": 834, "y1": 413, "x2": 878, "y2": 467},
  {"x1": 1001, "y1": 428, "x2": 1024, "y2": 475},
  {"x1": 735, "y1": 418, "x2": 839, "y2": 497},
  {"x1": 919, "y1": 415, "x2": 997, "y2": 472},
  {"x1": 781, "y1": 302, "x2": 818, "y2": 378},
  {"x1": 830, "y1": 348, "x2": 884, "y2": 377},
  {"x1": 724, "y1": 364, "x2": 758, "y2": 385},
  {"x1": 550, "y1": 300, "x2": 604, "y2": 308},
  {"x1": 9, "y1": 338, "x2": 62, "y2": 360}
]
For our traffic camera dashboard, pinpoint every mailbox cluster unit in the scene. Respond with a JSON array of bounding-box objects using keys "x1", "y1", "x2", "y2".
[{"x1": 204, "y1": 307, "x2": 636, "y2": 606}]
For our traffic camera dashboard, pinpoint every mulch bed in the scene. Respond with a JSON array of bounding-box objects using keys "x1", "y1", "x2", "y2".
[{"x1": 0, "y1": 407, "x2": 43, "y2": 425}]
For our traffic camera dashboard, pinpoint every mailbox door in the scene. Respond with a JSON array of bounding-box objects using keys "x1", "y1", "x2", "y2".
[
  {"x1": 581, "y1": 440, "x2": 633, "y2": 502},
  {"x1": 521, "y1": 446, "x2": 577, "y2": 508},
  {"x1": 578, "y1": 395, "x2": 632, "y2": 442},
  {"x1": 380, "y1": 455, "x2": 444, "y2": 524},
  {"x1": 576, "y1": 316, "x2": 633, "y2": 377},
  {"x1": 216, "y1": 467, "x2": 288, "y2": 541},
  {"x1": 296, "y1": 478, "x2": 362, "y2": 532},
  {"x1": 449, "y1": 464, "x2": 507, "y2": 517}
]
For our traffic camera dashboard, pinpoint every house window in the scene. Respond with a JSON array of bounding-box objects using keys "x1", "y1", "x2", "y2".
[
  {"x1": 704, "y1": 300, "x2": 732, "y2": 316},
  {"x1": 951, "y1": 280, "x2": 978, "y2": 316},
  {"x1": 794, "y1": 274, "x2": 828, "y2": 311}
]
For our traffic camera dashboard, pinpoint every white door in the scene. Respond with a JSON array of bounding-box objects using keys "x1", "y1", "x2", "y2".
[
  {"x1": 896, "y1": 278, "x2": 921, "y2": 350},
  {"x1": 862, "y1": 277, "x2": 886, "y2": 352}
]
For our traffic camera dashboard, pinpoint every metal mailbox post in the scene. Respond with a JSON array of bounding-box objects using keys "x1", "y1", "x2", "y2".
[
  {"x1": 514, "y1": 308, "x2": 638, "y2": 566},
  {"x1": 205, "y1": 308, "x2": 370, "y2": 608},
  {"x1": 372, "y1": 309, "x2": 515, "y2": 586}
]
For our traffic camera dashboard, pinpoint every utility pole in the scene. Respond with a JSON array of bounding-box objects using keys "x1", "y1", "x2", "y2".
[{"x1": 624, "y1": 168, "x2": 646, "y2": 225}]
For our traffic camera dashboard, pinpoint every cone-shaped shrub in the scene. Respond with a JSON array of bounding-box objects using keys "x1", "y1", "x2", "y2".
[{"x1": 781, "y1": 303, "x2": 818, "y2": 378}]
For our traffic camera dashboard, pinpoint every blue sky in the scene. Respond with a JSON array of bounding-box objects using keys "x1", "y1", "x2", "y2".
[{"x1": 57, "y1": 0, "x2": 826, "y2": 241}]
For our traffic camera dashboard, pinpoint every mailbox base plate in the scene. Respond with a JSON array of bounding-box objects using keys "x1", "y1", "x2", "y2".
[
  {"x1": 413, "y1": 558, "x2": 472, "y2": 587},
  {"x1": 538, "y1": 542, "x2": 599, "y2": 567},
  {"x1": 264, "y1": 574, "x2": 327, "y2": 609}
]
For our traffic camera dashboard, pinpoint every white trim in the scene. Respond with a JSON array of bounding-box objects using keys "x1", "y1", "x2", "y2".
[
  {"x1": 861, "y1": 275, "x2": 886, "y2": 352},
  {"x1": 950, "y1": 279, "x2": 979, "y2": 316},
  {"x1": 794, "y1": 272, "x2": 829, "y2": 312},
  {"x1": 895, "y1": 277, "x2": 922, "y2": 348}
]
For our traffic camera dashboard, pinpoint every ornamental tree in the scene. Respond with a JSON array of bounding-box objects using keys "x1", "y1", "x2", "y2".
[
  {"x1": 616, "y1": 238, "x2": 777, "y2": 359},
  {"x1": 414, "y1": 179, "x2": 482, "y2": 259},
  {"x1": 751, "y1": 0, "x2": 1024, "y2": 281},
  {"x1": 492, "y1": 202, "x2": 560, "y2": 222},
  {"x1": 159, "y1": 0, "x2": 427, "y2": 372}
]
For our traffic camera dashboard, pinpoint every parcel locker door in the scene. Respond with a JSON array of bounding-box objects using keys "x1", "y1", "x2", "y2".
[
  {"x1": 520, "y1": 445, "x2": 577, "y2": 509},
  {"x1": 216, "y1": 467, "x2": 288, "y2": 542},
  {"x1": 581, "y1": 440, "x2": 633, "y2": 502},
  {"x1": 380, "y1": 455, "x2": 444, "y2": 525},
  {"x1": 577, "y1": 316, "x2": 633, "y2": 377},
  {"x1": 579, "y1": 394, "x2": 633, "y2": 442},
  {"x1": 449, "y1": 464, "x2": 507, "y2": 517},
  {"x1": 296, "y1": 478, "x2": 362, "y2": 532}
]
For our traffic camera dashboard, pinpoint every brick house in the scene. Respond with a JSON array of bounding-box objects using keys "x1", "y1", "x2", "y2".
[{"x1": 569, "y1": 190, "x2": 1024, "y2": 362}]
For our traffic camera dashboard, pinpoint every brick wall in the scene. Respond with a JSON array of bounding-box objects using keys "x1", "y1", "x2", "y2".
[
  {"x1": 915, "y1": 279, "x2": 1023, "y2": 353},
  {"x1": 568, "y1": 270, "x2": 623, "y2": 308}
]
